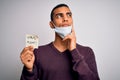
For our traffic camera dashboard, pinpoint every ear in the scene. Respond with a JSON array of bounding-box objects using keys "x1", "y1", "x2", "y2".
[{"x1": 49, "y1": 21, "x2": 55, "y2": 29}]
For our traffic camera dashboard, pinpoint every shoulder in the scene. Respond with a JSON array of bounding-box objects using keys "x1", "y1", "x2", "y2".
[
  {"x1": 76, "y1": 43, "x2": 93, "y2": 50},
  {"x1": 34, "y1": 42, "x2": 52, "y2": 54},
  {"x1": 76, "y1": 43, "x2": 94, "y2": 55},
  {"x1": 39, "y1": 42, "x2": 52, "y2": 49}
]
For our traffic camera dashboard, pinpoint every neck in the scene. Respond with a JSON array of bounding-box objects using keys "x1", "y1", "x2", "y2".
[{"x1": 53, "y1": 35, "x2": 68, "y2": 52}]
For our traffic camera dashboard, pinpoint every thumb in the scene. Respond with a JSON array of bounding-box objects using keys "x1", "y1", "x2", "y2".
[{"x1": 29, "y1": 46, "x2": 34, "y2": 51}]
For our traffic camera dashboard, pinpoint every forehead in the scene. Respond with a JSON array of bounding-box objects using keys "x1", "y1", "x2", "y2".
[{"x1": 53, "y1": 6, "x2": 71, "y2": 14}]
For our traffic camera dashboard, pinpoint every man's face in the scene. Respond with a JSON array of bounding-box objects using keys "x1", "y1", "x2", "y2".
[{"x1": 53, "y1": 6, "x2": 73, "y2": 27}]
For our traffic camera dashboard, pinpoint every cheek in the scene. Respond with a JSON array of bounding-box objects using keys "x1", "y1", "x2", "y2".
[
  {"x1": 54, "y1": 19, "x2": 62, "y2": 25},
  {"x1": 69, "y1": 19, "x2": 73, "y2": 24}
]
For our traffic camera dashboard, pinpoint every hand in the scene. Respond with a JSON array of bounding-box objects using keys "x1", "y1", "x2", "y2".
[
  {"x1": 20, "y1": 46, "x2": 35, "y2": 72},
  {"x1": 63, "y1": 26, "x2": 76, "y2": 51}
]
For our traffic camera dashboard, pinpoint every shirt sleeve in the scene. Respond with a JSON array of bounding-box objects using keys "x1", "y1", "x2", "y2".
[
  {"x1": 70, "y1": 48, "x2": 100, "y2": 80},
  {"x1": 20, "y1": 65, "x2": 38, "y2": 80}
]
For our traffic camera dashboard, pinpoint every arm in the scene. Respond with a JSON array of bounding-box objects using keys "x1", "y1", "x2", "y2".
[
  {"x1": 63, "y1": 26, "x2": 100, "y2": 80},
  {"x1": 71, "y1": 47, "x2": 100, "y2": 80},
  {"x1": 20, "y1": 65, "x2": 38, "y2": 80},
  {"x1": 20, "y1": 47, "x2": 39, "y2": 80}
]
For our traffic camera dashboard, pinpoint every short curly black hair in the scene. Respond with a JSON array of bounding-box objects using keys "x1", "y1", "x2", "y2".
[{"x1": 50, "y1": 4, "x2": 69, "y2": 21}]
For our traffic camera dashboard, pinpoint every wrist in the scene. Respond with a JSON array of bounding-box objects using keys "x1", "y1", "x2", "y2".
[
  {"x1": 69, "y1": 46, "x2": 76, "y2": 51},
  {"x1": 27, "y1": 68, "x2": 33, "y2": 72},
  {"x1": 69, "y1": 43, "x2": 76, "y2": 51},
  {"x1": 24, "y1": 66, "x2": 33, "y2": 72}
]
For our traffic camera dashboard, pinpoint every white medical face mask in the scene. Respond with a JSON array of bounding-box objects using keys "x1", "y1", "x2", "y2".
[{"x1": 54, "y1": 25, "x2": 72, "y2": 39}]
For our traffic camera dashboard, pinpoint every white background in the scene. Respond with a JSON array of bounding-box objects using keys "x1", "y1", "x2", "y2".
[{"x1": 0, "y1": 0, "x2": 120, "y2": 80}]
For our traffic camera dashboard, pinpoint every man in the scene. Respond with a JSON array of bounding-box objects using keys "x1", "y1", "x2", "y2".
[{"x1": 20, "y1": 4, "x2": 100, "y2": 80}]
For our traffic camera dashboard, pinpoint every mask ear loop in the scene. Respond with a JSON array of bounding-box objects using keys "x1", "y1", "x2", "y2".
[{"x1": 51, "y1": 21, "x2": 56, "y2": 28}]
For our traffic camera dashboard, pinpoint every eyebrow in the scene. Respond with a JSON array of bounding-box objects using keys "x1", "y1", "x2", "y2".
[
  {"x1": 54, "y1": 12, "x2": 72, "y2": 17},
  {"x1": 66, "y1": 12, "x2": 72, "y2": 15},
  {"x1": 55, "y1": 13, "x2": 63, "y2": 16}
]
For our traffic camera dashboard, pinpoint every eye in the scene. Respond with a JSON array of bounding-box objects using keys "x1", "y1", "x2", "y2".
[
  {"x1": 56, "y1": 14, "x2": 62, "y2": 18},
  {"x1": 55, "y1": 13, "x2": 63, "y2": 19},
  {"x1": 56, "y1": 15, "x2": 62, "y2": 18},
  {"x1": 67, "y1": 12, "x2": 72, "y2": 17}
]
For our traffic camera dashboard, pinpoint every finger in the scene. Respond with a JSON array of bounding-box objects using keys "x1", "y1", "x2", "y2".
[
  {"x1": 21, "y1": 50, "x2": 34, "y2": 60},
  {"x1": 24, "y1": 54, "x2": 32, "y2": 61},
  {"x1": 21, "y1": 46, "x2": 34, "y2": 54},
  {"x1": 21, "y1": 53, "x2": 33, "y2": 63},
  {"x1": 63, "y1": 34, "x2": 71, "y2": 41},
  {"x1": 21, "y1": 47, "x2": 30, "y2": 55},
  {"x1": 71, "y1": 27, "x2": 75, "y2": 34},
  {"x1": 71, "y1": 24, "x2": 76, "y2": 34},
  {"x1": 22, "y1": 58, "x2": 31, "y2": 64},
  {"x1": 21, "y1": 46, "x2": 34, "y2": 55},
  {"x1": 28, "y1": 46, "x2": 34, "y2": 51}
]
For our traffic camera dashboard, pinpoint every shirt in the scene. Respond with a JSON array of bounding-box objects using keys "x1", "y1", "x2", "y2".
[{"x1": 21, "y1": 42, "x2": 100, "y2": 80}]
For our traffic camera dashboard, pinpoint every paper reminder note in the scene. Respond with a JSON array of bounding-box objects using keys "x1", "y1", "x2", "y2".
[{"x1": 26, "y1": 34, "x2": 39, "y2": 48}]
